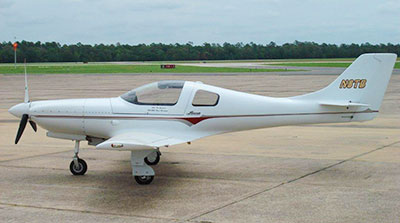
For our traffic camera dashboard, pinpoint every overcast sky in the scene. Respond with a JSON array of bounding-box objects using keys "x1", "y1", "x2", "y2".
[{"x1": 0, "y1": 0, "x2": 399, "y2": 45}]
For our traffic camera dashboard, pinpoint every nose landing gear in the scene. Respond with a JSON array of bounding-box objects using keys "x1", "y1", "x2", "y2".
[{"x1": 69, "y1": 140, "x2": 87, "y2": 176}]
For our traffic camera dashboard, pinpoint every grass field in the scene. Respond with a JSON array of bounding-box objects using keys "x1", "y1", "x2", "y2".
[
  {"x1": 146, "y1": 58, "x2": 358, "y2": 64},
  {"x1": 149, "y1": 57, "x2": 399, "y2": 64},
  {"x1": 0, "y1": 64, "x2": 295, "y2": 74},
  {"x1": 270, "y1": 62, "x2": 400, "y2": 69}
]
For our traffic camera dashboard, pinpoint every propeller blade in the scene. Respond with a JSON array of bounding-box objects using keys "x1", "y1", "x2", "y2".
[
  {"x1": 29, "y1": 120, "x2": 37, "y2": 132},
  {"x1": 15, "y1": 114, "x2": 28, "y2": 144}
]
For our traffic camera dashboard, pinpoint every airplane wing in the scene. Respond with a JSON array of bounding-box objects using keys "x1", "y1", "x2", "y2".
[{"x1": 96, "y1": 131, "x2": 192, "y2": 150}]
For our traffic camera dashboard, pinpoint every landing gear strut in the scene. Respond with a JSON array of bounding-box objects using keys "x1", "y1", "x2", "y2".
[
  {"x1": 69, "y1": 140, "x2": 87, "y2": 175},
  {"x1": 131, "y1": 150, "x2": 156, "y2": 185}
]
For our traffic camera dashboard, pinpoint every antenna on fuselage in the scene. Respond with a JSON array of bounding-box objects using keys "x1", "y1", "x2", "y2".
[{"x1": 24, "y1": 58, "x2": 29, "y2": 103}]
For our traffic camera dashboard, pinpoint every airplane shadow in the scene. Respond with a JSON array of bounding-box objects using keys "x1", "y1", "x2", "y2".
[
  {"x1": 11, "y1": 152, "x2": 192, "y2": 218},
  {"x1": 80, "y1": 154, "x2": 190, "y2": 216}
]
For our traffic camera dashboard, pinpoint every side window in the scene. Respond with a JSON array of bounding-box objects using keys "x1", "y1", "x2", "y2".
[
  {"x1": 192, "y1": 90, "x2": 219, "y2": 106},
  {"x1": 137, "y1": 86, "x2": 181, "y2": 105}
]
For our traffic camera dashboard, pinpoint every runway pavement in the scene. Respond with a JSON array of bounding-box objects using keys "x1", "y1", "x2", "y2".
[{"x1": 0, "y1": 69, "x2": 399, "y2": 222}]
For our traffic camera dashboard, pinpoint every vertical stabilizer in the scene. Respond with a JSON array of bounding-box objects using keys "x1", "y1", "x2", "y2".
[{"x1": 293, "y1": 53, "x2": 397, "y2": 111}]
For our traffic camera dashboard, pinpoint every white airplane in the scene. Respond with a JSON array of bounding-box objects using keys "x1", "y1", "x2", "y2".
[{"x1": 8, "y1": 53, "x2": 397, "y2": 185}]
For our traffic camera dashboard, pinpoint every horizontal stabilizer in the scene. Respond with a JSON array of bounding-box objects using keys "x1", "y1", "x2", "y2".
[{"x1": 319, "y1": 101, "x2": 370, "y2": 107}]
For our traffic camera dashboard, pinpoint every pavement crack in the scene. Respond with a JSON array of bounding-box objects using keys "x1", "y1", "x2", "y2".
[
  {"x1": 0, "y1": 119, "x2": 19, "y2": 123},
  {"x1": 0, "y1": 149, "x2": 71, "y2": 163},
  {"x1": 185, "y1": 140, "x2": 400, "y2": 222},
  {"x1": 286, "y1": 140, "x2": 400, "y2": 183},
  {"x1": 0, "y1": 202, "x2": 178, "y2": 221}
]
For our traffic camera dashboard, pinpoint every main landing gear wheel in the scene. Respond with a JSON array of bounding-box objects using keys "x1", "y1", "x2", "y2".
[
  {"x1": 135, "y1": 175, "x2": 154, "y2": 185},
  {"x1": 144, "y1": 151, "x2": 160, "y2": 166},
  {"x1": 69, "y1": 158, "x2": 87, "y2": 175}
]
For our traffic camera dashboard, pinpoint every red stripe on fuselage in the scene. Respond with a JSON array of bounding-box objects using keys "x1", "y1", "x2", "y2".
[
  {"x1": 181, "y1": 117, "x2": 212, "y2": 124},
  {"x1": 33, "y1": 110, "x2": 378, "y2": 125}
]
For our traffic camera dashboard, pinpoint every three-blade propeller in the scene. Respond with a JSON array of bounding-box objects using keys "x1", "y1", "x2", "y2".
[{"x1": 15, "y1": 114, "x2": 37, "y2": 144}]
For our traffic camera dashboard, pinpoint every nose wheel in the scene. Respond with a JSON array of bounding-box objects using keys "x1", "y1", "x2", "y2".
[
  {"x1": 69, "y1": 140, "x2": 87, "y2": 176},
  {"x1": 70, "y1": 158, "x2": 87, "y2": 175}
]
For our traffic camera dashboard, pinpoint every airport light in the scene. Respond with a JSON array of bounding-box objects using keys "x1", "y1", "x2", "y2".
[{"x1": 13, "y1": 41, "x2": 18, "y2": 68}]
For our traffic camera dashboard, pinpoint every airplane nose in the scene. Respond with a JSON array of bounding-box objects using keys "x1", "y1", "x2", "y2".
[{"x1": 8, "y1": 103, "x2": 29, "y2": 118}]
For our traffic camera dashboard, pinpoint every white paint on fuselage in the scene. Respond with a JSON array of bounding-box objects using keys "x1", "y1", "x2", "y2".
[
  {"x1": 28, "y1": 81, "x2": 375, "y2": 144},
  {"x1": 30, "y1": 99, "x2": 85, "y2": 135}
]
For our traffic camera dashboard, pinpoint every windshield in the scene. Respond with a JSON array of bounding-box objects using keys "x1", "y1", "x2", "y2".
[{"x1": 121, "y1": 81, "x2": 185, "y2": 106}]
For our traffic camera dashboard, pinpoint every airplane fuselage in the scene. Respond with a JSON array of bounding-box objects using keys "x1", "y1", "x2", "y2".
[{"x1": 11, "y1": 81, "x2": 376, "y2": 147}]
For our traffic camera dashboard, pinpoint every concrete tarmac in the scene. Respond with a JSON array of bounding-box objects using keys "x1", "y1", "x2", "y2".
[{"x1": 0, "y1": 69, "x2": 399, "y2": 222}]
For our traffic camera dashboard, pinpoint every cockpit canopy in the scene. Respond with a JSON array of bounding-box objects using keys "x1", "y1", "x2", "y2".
[{"x1": 121, "y1": 81, "x2": 185, "y2": 106}]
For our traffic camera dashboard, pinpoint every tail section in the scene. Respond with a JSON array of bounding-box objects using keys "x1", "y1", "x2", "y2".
[{"x1": 294, "y1": 53, "x2": 397, "y2": 112}]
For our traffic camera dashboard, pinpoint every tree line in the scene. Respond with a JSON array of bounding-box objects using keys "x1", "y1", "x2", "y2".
[{"x1": 0, "y1": 40, "x2": 399, "y2": 63}]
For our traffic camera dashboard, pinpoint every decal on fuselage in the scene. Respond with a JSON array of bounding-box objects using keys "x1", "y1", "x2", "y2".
[
  {"x1": 187, "y1": 111, "x2": 201, "y2": 116},
  {"x1": 339, "y1": 79, "x2": 367, "y2": 89},
  {"x1": 148, "y1": 106, "x2": 168, "y2": 113}
]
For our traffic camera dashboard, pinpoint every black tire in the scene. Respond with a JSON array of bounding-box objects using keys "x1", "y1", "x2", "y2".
[
  {"x1": 69, "y1": 158, "x2": 87, "y2": 175},
  {"x1": 135, "y1": 175, "x2": 154, "y2": 185},
  {"x1": 144, "y1": 152, "x2": 160, "y2": 166}
]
